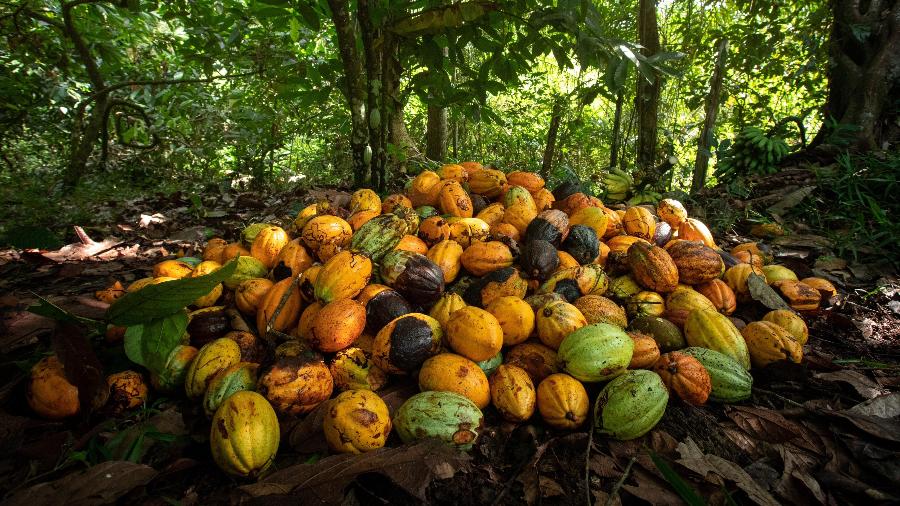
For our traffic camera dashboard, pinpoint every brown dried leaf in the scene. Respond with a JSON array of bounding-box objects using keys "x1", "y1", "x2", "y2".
[
  {"x1": 775, "y1": 446, "x2": 826, "y2": 504},
  {"x1": 725, "y1": 406, "x2": 805, "y2": 444},
  {"x1": 814, "y1": 370, "x2": 888, "y2": 399},
  {"x1": 287, "y1": 399, "x2": 332, "y2": 454},
  {"x1": 589, "y1": 453, "x2": 620, "y2": 479},
  {"x1": 6, "y1": 460, "x2": 157, "y2": 506},
  {"x1": 677, "y1": 438, "x2": 780, "y2": 506},
  {"x1": 824, "y1": 393, "x2": 900, "y2": 443},
  {"x1": 238, "y1": 439, "x2": 470, "y2": 503},
  {"x1": 621, "y1": 467, "x2": 684, "y2": 506},
  {"x1": 52, "y1": 322, "x2": 108, "y2": 413},
  {"x1": 676, "y1": 438, "x2": 721, "y2": 483},
  {"x1": 539, "y1": 476, "x2": 564, "y2": 498}
]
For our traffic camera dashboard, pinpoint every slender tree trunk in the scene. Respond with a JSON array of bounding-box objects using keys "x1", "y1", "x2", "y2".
[
  {"x1": 62, "y1": 1, "x2": 108, "y2": 188},
  {"x1": 692, "y1": 39, "x2": 729, "y2": 193},
  {"x1": 425, "y1": 104, "x2": 448, "y2": 161},
  {"x1": 541, "y1": 100, "x2": 564, "y2": 178},
  {"x1": 609, "y1": 90, "x2": 624, "y2": 169},
  {"x1": 328, "y1": 0, "x2": 369, "y2": 188},
  {"x1": 425, "y1": 47, "x2": 449, "y2": 161},
  {"x1": 636, "y1": 0, "x2": 661, "y2": 180},
  {"x1": 358, "y1": 0, "x2": 386, "y2": 190},
  {"x1": 814, "y1": 0, "x2": 900, "y2": 150},
  {"x1": 384, "y1": 35, "x2": 417, "y2": 167}
]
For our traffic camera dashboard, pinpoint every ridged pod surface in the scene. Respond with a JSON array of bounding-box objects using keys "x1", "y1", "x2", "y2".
[
  {"x1": 557, "y1": 323, "x2": 633, "y2": 382},
  {"x1": 594, "y1": 370, "x2": 668, "y2": 440},
  {"x1": 393, "y1": 391, "x2": 484, "y2": 450},
  {"x1": 490, "y1": 365, "x2": 536, "y2": 422},
  {"x1": 323, "y1": 389, "x2": 391, "y2": 453},
  {"x1": 419, "y1": 353, "x2": 491, "y2": 408},
  {"x1": 684, "y1": 310, "x2": 751, "y2": 370},
  {"x1": 210, "y1": 391, "x2": 279, "y2": 477},
  {"x1": 680, "y1": 347, "x2": 753, "y2": 402},
  {"x1": 536, "y1": 373, "x2": 589, "y2": 429}
]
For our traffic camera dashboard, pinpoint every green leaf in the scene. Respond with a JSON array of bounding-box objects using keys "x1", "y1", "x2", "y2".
[
  {"x1": 28, "y1": 295, "x2": 105, "y2": 332},
  {"x1": 124, "y1": 311, "x2": 188, "y2": 373},
  {"x1": 296, "y1": 1, "x2": 321, "y2": 31},
  {"x1": 108, "y1": 258, "x2": 237, "y2": 326},
  {"x1": 648, "y1": 450, "x2": 706, "y2": 506},
  {"x1": 1, "y1": 226, "x2": 64, "y2": 250}
]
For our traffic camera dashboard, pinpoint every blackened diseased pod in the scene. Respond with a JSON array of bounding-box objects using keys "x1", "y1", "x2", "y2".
[
  {"x1": 364, "y1": 288, "x2": 413, "y2": 332},
  {"x1": 524, "y1": 209, "x2": 569, "y2": 247},
  {"x1": 380, "y1": 250, "x2": 445, "y2": 304},
  {"x1": 520, "y1": 240, "x2": 559, "y2": 281},
  {"x1": 372, "y1": 313, "x2": 443, "y2": 375},
  {"x1": 561, "y1": 224, "x2": 599, "y2": 265}
]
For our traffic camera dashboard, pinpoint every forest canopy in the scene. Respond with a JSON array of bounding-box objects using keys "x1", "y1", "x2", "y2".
[{"x1": 0, "y1": 0, "x2": 897, "y2": 238}]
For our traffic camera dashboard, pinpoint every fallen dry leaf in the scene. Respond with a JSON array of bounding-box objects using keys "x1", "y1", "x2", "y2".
[
  {"x1": 6, "y1": 460, "x2": 157, "y2": 506},
  {"x1": 677, "y1": 438, "x2": 780, "y2": 506},
  {"x1": 814, "y1": 370, "x2": 888, "y2": 399},
  {"x1": 725, "y1": 406, "x2": 805, "y2": 444},
  {"x1": 622, "y1": 467, "x2": 684, "y2": 506},
  {"x1": 775, "y1": 446, "x2": 826, "y2": 504},
  {"x1": 238, "y1": 439, "x2": 470, "y2": 504}
]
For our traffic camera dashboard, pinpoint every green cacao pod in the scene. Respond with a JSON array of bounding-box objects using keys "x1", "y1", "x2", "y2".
[
  {"x1": 150, "y1": 345, "x2": 198, "y2": 392},
  {"x1": 210, "y1": 391, "x2": 279, "y2": 477},
  {"x1": 683, "y1": 310, "x2": 751, "y2": 370},
  {"x1": 594, "y1": 370, "x2": 668, "y2": 440},
  {"x1": 393, "y1": 391, "x2": 483, "y2": 450},
  {"x1": 203, "y1": 362, "x2": 259, "y2": 417},
  {"x1": 557, "y1": 323, "x2": 633, "y2": 382},
  {"x1": 680, "y1": 347, "x2": 753, "y2": 403},
  {"x1": 476, "y1": 351, "x2": 503, "y2": 376},
  {"x1": 350, "y1": 213, "x2": 409, "y2": 261}
]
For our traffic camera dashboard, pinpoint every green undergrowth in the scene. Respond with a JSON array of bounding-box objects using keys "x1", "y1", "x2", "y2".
[{"x1": 797, "y1": 151, "x2": 899, "y2": 267}]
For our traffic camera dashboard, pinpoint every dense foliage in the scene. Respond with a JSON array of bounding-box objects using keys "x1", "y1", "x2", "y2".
[{"x1": 1, "y1": 0, "x2": 829, "y2": 188}]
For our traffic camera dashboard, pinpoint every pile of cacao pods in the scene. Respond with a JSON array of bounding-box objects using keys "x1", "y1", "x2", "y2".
[{"x1": 26, "y1": 162, "x2": 838, "y2": 478}]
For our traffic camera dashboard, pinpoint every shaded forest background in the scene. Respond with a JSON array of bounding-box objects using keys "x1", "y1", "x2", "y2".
[{"x1": 1, "y1": 0, "x2": 898, "y2": 262}]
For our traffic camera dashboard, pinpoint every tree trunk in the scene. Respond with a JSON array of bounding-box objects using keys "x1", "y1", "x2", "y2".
[
  {"x1": 815, "y1": 0, "x2": 900, "y2": 150},
  {"x1": 541, "y1": 100, "x2": 564, "y2": 178},
  {"x1": 328, "y1": 0, "x2": 369, "y2": 188},
  {"x1": 609, "y1": 90, "x2": 624, "y2": 169},
  {"x1": 425, "y1": 104, "x2": 448, "y2": 161},
  {"x1": 61, "y1": 1, "x2": 108, "y2": 188},
  {"x1": 692, "y1": 39, "x2": 729, "y2": 193},
  {"x1": 636, "y1": 0, "x2": 661, "y2": 180},
  {"x1": 358, "y1": 0, "x2": 386, "y2": 191}
]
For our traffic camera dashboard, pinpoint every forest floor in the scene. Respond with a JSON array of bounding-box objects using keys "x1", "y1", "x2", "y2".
[{"x1": 0, "y1": 181, "x2": 898, "y2": 505}]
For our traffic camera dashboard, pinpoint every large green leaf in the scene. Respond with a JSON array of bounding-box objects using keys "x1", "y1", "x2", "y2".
[
  {"x1": 107, "y1": 259, "x2": 237, "y2": 325},
  {"x1": 124, "y1": 311, "x2": 189, "y2": 373}
]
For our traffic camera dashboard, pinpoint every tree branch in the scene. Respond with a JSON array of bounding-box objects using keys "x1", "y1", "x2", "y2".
[{"x1": 84, "y1": 70, "x2": 263, "y2": 103}]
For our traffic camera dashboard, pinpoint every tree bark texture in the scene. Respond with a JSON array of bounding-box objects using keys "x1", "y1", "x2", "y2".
[
  {"x1": 328, "y1": 0, "x2": 369, "y2": 188},
  {"x1": 425, "y1": 47, "x2": 450, "y2": 162},
  {"x1": 358, "y1": 0, "x2": 386, "y2": 190},
  {"x1": 425, "y1": 104, "x2": 448, "y2": 161},
  {"x1": 636, "y1": 0, "x2": 661, "y2": 179},
  {"x1": 692, "y1": 38, "x2": 729, "y2": 193},
  {"x1": 818, "y1": 0, "x2": 899, "y2": 150},
  {"x1": 609, "y1": 90, "x2": 624, "y2": 169},
  {"x1": 541, "y1": 100, "x2": 564, "y2": 178}
]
